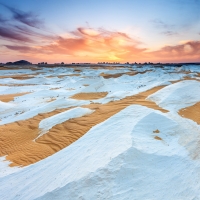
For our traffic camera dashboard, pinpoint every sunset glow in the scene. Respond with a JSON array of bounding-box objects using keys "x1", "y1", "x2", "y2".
[{"x1": 0, "y1": 0, "x2": 200, "y2": 63}]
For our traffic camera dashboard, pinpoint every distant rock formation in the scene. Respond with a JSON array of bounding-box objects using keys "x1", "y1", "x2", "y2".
[{"x1": 6, "y1": 60, "x2": 32, "y2": 65}]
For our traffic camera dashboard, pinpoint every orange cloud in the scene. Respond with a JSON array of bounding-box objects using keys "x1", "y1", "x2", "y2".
[
  {"x1": 39, "y1": 27, "x2": 146, "y2": 61},
  {"x1": 3, "y1": 27, "x2": 200, "y2": 63},
  {"x1": 151, "y1": 41, "x2": 200, "y2": 62},
  {"x1": 4, "y1": 27, "x2": 147, "y2": 62}
]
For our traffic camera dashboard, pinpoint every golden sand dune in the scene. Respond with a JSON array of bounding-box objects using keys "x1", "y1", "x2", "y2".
[
  {"x1": 0, "y1": 74, "x2": 35, "y2": 79},
  {"x1": 170, "y1": 76, "x2": 200, "y2": 84},
  {"x1": 5, "y1": 67, "x2": 198, "y2": 167},
  {"x1": 0, "y1": 108, "x2": 71, "y2": 166},
  {"x1": 71, "y1": 92, "x2": 108, "y2": 100},
  {"x1": 60, "y1": 73, "x2": 80, "y2": 77},
  {"x1": 0, "y1": 86, "x2": 167, "y2": 166},
  {"x1": 74, "y1": 69, "x2": 82, "y2": 72},
  {"x1": 91, "y1": 66, "x2": 126, "y2": 70},
  {"x1": 179, "y1": 102, "x2": 200, "y2": 124},
  {"x1": 0, "y1": 84, "x2": 37, "y2": 86},
  {"x1": 0, "y1": 93, "x2": 29, "y2": 102},
  {"x1": 100, "y1": 70, "x2": 151, "y2": 79},
  {"x1": 46, "y1": 74, "x2": 80, "y2": 78},
  {"x1": 0, "y1": 67, "x2": 17, "y2": 70},
  {"x1": 0, "y1": 66, "x2": 39, "y2": 71},
  {"x1": 100, "y1": 71, "x2": 137, "y2": 79},
  {"x1": 100, "y1": 72, "x2": 126, "y2": 79},
  {"x1": 66, "y1": 74, "x2": 80, "y2": 76}
]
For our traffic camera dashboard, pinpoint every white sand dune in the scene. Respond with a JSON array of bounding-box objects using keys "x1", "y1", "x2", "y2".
[
  {"x1": 147, "y1": 80, "x2": 200, "y2": 111},
  {"x1": 1, "y1": 105, "x2": 200, "y2": 199},
  {"x1": 0, "y1": 64, "x2": 200, "y2": 199}
]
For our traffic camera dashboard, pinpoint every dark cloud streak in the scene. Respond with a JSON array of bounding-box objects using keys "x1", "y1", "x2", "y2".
[
  {"x1": 4, "y1": 45, "x2": 33, "y2": 52},
  {"x1": 0, "y1": 4, "x2": 58, "y2": 43},
  {"x1": 0, "y1": 26, "x2": 33, "y2": 42},
  {"x1": 0, "y1": 3, "x2": 43, "y2": 29}
]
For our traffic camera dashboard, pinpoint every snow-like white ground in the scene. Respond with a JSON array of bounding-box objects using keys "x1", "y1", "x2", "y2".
[
  {"x1": 147, "y1": 80, "x2": 200, "y2": 111},
  {"x1": 0, "y1": 64, "x2": 200, "y2": 199},
  {"x1": 1, "y1": 105, "x2": 200, "y2": 199},
  {"x1": 0, "y1": 65, "x2": 191, "y2": 124}
]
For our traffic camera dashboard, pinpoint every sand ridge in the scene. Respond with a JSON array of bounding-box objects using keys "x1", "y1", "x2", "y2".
[
  {"x1": 0, "y1": 107, "x2": 73, "y2": 166},
  {"x1": 0, "y1": 86, "x2": 167, "y2": 166}
]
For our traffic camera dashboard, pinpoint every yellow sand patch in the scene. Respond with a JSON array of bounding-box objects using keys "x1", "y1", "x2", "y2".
[
  {"x1": 170, "y1": 76, "x2": 200, "y2": 84},
  {"x1": 70, "y1": 92, "x2": 108, "y2": 100},
  {"x1": 0, "y1": 108, "x2": 72, "y2": 167},
  {"x1": 179, "y1": 102, "x2": 200, "y2": 124},
  {"x1": 0, "y1": 67, "x2": 18, "y2": 70},
  {"x1": 67, "y1": 74, "x2": 80, "y2": 76},
  {"x1": 153, "y1": 129, "x2": 160, "y2": 133},
  {"x1": 74, "y1": 69, "x2": 82, "y2": 72},
  {"x1": 100, "y1": 71, "x2": 137, "y2": 79},
  {"x1": 46, "y1": 74, "x2": 80, "y2": 78},
  {"x1": 100, "y1": 71, "x2": 150, "y2": 79},
  {"x1": 0, "y1": 93, "x2": 30, "y2": 102},
  {"x1": 0, "y1": 84, "x2": 37, "y2": 86},
  {"x1": 154, "y1": 136, "x2": 162, "y2": 140},
  {"x1": 0, "y1": 74, "x2": 35, "y2": 79},
  {"x1": 91, "y1": 66, "x2": 125, "y2": 70},
  {"x1": 46, "y1": 75, "x2": 56, "y2": 78},
  {"x1": 100, "y1": 72, "x2": 125, "y2": 79},
  {"x1": 46, "y1": 98, "x2": 56, "y2": 102}
]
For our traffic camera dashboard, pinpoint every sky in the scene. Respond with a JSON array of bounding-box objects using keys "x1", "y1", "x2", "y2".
[{"x1": 0, "y1": 0, "x2": 200, "y2": 63}]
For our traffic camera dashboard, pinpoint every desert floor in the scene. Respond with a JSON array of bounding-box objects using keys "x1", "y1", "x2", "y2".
[{"x1": 0, "y1": 64, "x2": 200, "y2": 199}]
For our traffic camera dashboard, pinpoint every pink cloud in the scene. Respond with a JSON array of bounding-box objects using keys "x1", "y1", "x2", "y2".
[{"x1": 3, "y1": 27, "x2": 200, "y2": 63}]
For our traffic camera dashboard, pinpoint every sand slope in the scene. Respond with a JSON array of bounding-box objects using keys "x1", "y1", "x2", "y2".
[
  {"x1": 1, "y1": 105, "x2": 200, "y2": 200},
  {"x1": 0, "y1": 64, "x2": 200, "y2": 199},
  {"x1": 0, "y1": 86, "x2": 166, "y2": 166}
]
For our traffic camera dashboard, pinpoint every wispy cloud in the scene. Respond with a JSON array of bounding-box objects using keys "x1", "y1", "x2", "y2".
[
  {"x1": 152, "y1": 19, "x2": 178, "y2": 37},
  {"x1": 161, "y1": 31, "x2": 178, "y2": 36},
  {"x1": 4, "y1": 25, "x2": 200, "y2": 63},
  {"x1": 0, "y1": 4, "x2": 57, "y2": 43},
  {"x1": 0, "y1": 26, "x2": 33, "y2": 42},
  {"x1": 4, "y1": 45, "x2": 34, "y2": 52},
  {"x1": 152, "y1": 19, "x2": 174, "y2": 29},
  {"x1": 151, "y1": 40, "x2": 200, "y2": 62},
  {"x1": 0, "y1": 3, "x2": 43, "y2": 29}
]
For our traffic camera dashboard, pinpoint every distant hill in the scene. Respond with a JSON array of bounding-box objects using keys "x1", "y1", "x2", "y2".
[{"x1": 6, "y1": 60, "x2": 32, "y2": 65}]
